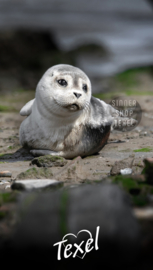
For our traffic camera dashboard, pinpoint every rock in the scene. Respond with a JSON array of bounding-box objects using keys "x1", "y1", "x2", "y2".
[
  {"x1": 4, "y1": 184, "x2": 140, "y2": 267},
  {"x1": 110, "y1": 156, "x2": 134, "y2": 175},
  {"x1": 16, "y1": 167, "x2": 53, "y2": 180},
  {"x1": 30, "y1": 155, "x2": 67, "y2": 167},
  {"x1": 120, "y1": 168, "x2": 132, "y2": 175},
  {"x1": 110, "y1": 155, "x2": 145, "y2": 176},
  {"x1": 0, "y1": 171, "x2": 12, "y2": 177},
  {"x1": 132, "y1": 157, "x2": 144, "y2": 174},
  {"x1": 54, "y1": 156, "x2": 83, "y2": 183},
  {"x1": 11, "y1": 179, "x2": 63, "y2": 191},
  {"x1": 142, "y1": 158, "x2": 153, "y2": 184}
]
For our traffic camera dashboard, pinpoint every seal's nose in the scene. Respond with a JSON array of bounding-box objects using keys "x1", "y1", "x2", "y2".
[{"x1": 73, "y1": 92, "x2": 82, "y2": 99}]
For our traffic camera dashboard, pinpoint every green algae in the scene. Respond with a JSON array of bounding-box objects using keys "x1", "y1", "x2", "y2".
[
  {"x1": 30, "y1": 155, "x2": 67, "y2": 167},
  {"x1": 133, "y1": 148, "x2": 153, "y2": 153},
  {"x1": 16, "y1": 167, "x2": 53, "y2": 180},
  {"x1": 0, "y1": 192, "x2": 18, "y2": 208},
  {"x1": 112, "y1": 175, "x2": 153, "y2": 207},
  {"x1": 0, "y1": 153, "x2": 14, "y2": 159}
]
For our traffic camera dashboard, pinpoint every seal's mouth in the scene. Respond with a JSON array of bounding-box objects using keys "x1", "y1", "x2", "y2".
[
  {"x1": 66, "y1": 103, "x2": 80, "y2": 111},
  {"x1": 53, "y1": 98, "x2": 81, "y2": 111}
]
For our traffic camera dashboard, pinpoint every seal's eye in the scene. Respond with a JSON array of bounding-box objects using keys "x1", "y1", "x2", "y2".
[
  {"x1": 82, "y1": 84, "x2": 87, "y2": 93},
  {"x1": 57, "y1": 79, "x2": 67, "y2": 87}
]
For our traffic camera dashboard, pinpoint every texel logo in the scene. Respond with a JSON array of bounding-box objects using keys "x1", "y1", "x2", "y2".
[
  {"x1": 110, "y1": 97, "x2": 142, "y2": 132},
  {"x1": 53, "y1": 226, "x2": 100, "y2": 260}
]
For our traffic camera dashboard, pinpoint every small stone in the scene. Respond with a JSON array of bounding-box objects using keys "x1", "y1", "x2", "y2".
[
  {"x1": 110, "y1": 157, "x2": 134, "y2": 176},
  {"x1": 120, "y1": 168, "x2": 132, "y2": 175},
  {"x1": 11, "y1": 179, "x2": 63, "y2": 191},
  {"x1": 0, "y1": 171, "x2": 12, "y2": 177}
]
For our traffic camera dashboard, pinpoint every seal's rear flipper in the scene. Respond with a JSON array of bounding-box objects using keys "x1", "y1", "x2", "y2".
[
  {"x1": 20, "y1": 99, "x2": 35, "y2": 116},
  {"x1": 30, "y1": 149, "x2": 63, "y2": 157}
]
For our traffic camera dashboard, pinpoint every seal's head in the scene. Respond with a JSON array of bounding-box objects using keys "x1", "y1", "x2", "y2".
[{"x1": 36, "y1": 64, "x2": 92, "y2": 117}]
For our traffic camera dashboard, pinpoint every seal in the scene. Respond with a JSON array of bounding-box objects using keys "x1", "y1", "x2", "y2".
[{"x1": 19, "y1": 64, "x2": 136, "y2": 158}]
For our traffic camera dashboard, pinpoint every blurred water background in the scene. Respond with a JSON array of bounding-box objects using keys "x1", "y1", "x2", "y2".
[{"x1": 0, "y1": 0, "x2": 153, "y2": 93}]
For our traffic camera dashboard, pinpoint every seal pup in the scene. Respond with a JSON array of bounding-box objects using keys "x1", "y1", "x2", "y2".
[{"x1": 19, "y1": 64, "x2": 136, "y2": 159}]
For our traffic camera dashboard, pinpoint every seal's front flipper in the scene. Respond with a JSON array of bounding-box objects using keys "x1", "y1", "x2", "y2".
[
  {"x1": 30, "y1": 149, "x2": 62, "y2": 157},
  {"x1": 20, "y1": 99, "x2": 35, "y2": 116}
]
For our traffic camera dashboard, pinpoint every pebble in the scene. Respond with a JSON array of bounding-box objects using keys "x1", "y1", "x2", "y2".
[{"x1": 0, "y1": 171, "x2": 12, "y2": 177}]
